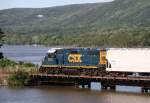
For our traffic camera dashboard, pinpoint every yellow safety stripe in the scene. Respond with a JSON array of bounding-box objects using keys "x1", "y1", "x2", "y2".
[{"x1": 41, "y1": 65, "x2": 98, "y2": 69}]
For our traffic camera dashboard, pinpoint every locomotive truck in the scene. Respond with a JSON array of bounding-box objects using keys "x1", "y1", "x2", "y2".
[{"x1": 40, "y1": 48, "x2": 150, "y2": 76}]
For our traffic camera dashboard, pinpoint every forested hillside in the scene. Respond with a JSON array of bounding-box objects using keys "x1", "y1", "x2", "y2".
[{"x1": 0, "y1": 0, "x2": 150, "y2": 47}]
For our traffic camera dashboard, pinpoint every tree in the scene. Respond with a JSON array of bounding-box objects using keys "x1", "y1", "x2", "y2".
[
  {"x1": 0, "y1": 28, "x2": 4, "y2": 42},
  {"x1": 0, "y1": 28, "x2": 4, "y2": 34},
  {"x1": 0, "y1": 28, "x2": 4, "y2": 58}
]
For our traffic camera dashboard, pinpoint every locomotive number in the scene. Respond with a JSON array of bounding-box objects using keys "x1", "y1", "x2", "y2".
[{"x1": 68, "y1": 54, "x2": 82, "y2": 63}]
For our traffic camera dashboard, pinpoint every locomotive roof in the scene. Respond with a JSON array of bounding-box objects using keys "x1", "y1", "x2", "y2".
[
  {"x1": 47, "y1": 48, "x2": 62, "y2": 53},
  {"x1": 47, "y1": 48, "x2": 107, "y2": 53}
]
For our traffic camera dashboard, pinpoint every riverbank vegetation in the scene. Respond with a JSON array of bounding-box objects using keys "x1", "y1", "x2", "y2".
[
  {"x1": 3, "y1": 27, "x2": 150, "y2": 47},
  {"x1": 0, "y1": 58, "x2": 37, "y2": 72},
  {"x1": 0, "y1": 58, "x2": 37, "y2": 86},
  {"x1": 8, "y1": 69, "x2": 29, "y2": 86}
]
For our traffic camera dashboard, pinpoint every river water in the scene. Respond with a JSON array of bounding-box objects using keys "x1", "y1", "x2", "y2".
[
  {"x1": 0, "y1": 45, "x2": 150, "y2": 103},
  {"x1": 0, "y1": 86, "x2": 150, "y2": 103},
  {"x1": 0, "y1": 45, "x2": 50, "y2": 65}
]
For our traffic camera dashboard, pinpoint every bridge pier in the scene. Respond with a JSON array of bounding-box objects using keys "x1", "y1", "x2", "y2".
[
  {"x1": 81, "y1": 84, "x2": 85, "y2": 88},
  {"x1": 110, "y1": 85, "x2": 116, "y2": 90},
  {"x1": 87, "y1": 83, "x2": 91, "y2": 88},
  {"x1": 101, "y1": 82, "x2": 116, "y2": 91},
  {"x1": 141, "y1": 87, "x2": 149, "y2": 93},
  {"x1": 75, "y1": 82, "x2": 79, "y2": 88},
  {"x1": 80, "y1": 82, "x2": 91, "y2": 89}
]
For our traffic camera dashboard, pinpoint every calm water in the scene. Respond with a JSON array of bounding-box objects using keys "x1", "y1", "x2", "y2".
[
  {"x1": 0, "y1": 86, "x2": 150, "y2": 103},
  {"x1": 0, "y1": 45, "x2": 150, "y2": 103},
  {"x1": 0, "y1": 45, "x2": 51, "y2": 65}
]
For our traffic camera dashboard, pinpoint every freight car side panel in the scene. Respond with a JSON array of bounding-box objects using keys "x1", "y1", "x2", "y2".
[{"x1": 106, "y1": 48, "x2": 150, "y2": 73}]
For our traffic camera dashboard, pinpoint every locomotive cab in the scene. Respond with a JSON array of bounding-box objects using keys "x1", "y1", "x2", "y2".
[{"x1": 42, "y1": 48, "x2": 62, "y2": 65}]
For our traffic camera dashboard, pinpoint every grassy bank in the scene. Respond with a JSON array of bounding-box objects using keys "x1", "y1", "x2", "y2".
[{"x1": 0, "y1": 58, "x2": 37, "y2": 86}]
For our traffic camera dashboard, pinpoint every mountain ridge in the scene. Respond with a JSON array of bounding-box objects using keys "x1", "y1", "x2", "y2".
[
  {"x1": 0, "y1": 0, "x2": 150, "y2": 35},
  {"x1": 0, "y1": 0, "x2": 150, "y2": 47}
]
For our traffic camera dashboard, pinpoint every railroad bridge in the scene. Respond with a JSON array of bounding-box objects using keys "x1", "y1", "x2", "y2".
[{"x1": 29, "y1": 74, "x2": 150, "y2": 93}]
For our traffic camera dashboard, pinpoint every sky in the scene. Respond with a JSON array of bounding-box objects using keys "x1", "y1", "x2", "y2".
[{"x1": 0, "y1": 0, "x2": 114, "y2": 10}]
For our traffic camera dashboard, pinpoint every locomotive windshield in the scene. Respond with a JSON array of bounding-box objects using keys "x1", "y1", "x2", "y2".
[
  {"x1": 47, "y1": 48, "x2": 62, "y2": 58},
  {"x1": 47, "y1": 53, "x2": 55, "y2": 58}
]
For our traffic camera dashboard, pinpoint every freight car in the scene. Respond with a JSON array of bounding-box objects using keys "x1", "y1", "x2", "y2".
[
  {"x1": 106, "y1": 48, "x2": 150, "y2": 76},
  {"x1": 40, "y1": 48, "x2": 107, "y2": 76}
]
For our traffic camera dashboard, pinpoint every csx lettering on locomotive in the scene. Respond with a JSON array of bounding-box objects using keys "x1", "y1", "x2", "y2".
[{"x1": 68, "y1": 54, "x2": 82, "y2": 63}]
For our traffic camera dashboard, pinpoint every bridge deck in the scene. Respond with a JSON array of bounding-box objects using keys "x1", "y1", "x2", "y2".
[
  {"x1": 31, "y1": 74, "x2": 150, "y2": 81},
  {"x1": 30, "y1": 74, "x2": 150, "y2": 87}
]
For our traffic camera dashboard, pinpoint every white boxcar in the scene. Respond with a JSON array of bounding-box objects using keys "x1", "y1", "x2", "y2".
[{"x1": 106, "y1": 48, "x2": 150, "y2": 73}]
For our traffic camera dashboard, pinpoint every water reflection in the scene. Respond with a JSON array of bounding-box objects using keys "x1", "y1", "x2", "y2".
[{"x1": 0, "y1": 86, "x2": 150, "y2": 103}]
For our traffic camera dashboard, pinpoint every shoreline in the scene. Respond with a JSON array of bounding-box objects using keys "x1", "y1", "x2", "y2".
[{"x1": 0, "y1": 70, "x2": 10, "y2": 86}]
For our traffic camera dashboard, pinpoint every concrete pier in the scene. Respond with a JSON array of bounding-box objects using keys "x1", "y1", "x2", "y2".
[
  {"x1": 79, "y1": 82, "x2": 91, "y2": 89},
  {"x1": 141, "y1": 87, "x2": 149, "y2": 93},
  {"x1": 87, "y1": 83, "x2": 91, "y2": 88},
  {"x1": 101, "y1": 83, "x2": 116, "y2": 90}
]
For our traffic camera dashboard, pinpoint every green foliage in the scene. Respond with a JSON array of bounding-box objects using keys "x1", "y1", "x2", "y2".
[
  {"x1": 21, "y1": 62, "x2": 36, "y2": 67},
  {"x1": 0, "y1": 0, "x2": 150, "y2": 47},
  {"x1": 0, "y1": 58, "x2": 17, "y2": 68},
  {"x1": 0, "y1": 58, "x2": 36, "y2": 86},
  {"x1": 0, "y1": 28, "x2": 5, "y2": 44},
  {"x1": 0, "y1": 28, "x2": 4, "y2": 38},
  {"x1": 0, "y1": 28, "x2": 3, "y2": 34},
  {"x1": 3, "y1": 27, "x2": 150, "y2": 47},
  {"x1": 8, "y1": 69, "x2": 29, "y2": 86},
  {"x1": 0, "y1": 58, "x2": 35, "y2": 70},
  {"x1": 0, "y1": 0, "x2": 150, "y2": 35}
]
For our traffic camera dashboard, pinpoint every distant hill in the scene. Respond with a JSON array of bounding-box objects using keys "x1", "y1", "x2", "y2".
[
  {"x1": 0, "y1": 0, "x2": 150, "y2": 47},
  {"x1": 0, "y1": 0, "x2": 150, "y2": 35}
]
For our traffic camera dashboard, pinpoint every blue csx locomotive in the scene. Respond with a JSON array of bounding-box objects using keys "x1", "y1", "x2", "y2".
[{"x1": 40, "y1": 48, "x2": 107, "y2": 75}]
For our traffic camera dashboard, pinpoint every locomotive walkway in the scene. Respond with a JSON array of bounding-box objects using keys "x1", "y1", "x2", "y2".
[{"x1": 29, "y1": 74, "x2": 150, "y2": 93}]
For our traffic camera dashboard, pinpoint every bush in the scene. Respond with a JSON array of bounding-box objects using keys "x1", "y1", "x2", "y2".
[
  {"x1": 23, "y1": 62, "x2": 35, "y2": 67},
  {"x1": 0, "y1": 58, "x2": 36, "y2": 86},
  {"x1": 0, "y1": 58, "x2": 17, "y2": 68},
  {"x1": 8, "y1": 69, "x2": 29, "y2": 86}
]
